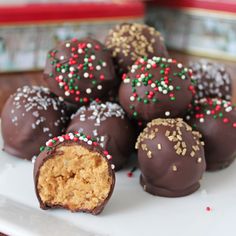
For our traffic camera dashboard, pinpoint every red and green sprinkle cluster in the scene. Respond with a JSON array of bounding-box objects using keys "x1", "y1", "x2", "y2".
[
  {"x1": 47, "y1": 38, "x2": 109, "y2": 103},
  {"x1": 39, "y1": 132, "x2": 114, "y2": 167},
  {"x1": 122, "y1": 57, "x2": 195, "y2": 118},
  {"x1": 186, "y1": 98, "x2": 236, "y2": 128}
]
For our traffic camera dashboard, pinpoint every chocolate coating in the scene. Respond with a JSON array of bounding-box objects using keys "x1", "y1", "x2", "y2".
[
  {"x1": 66, "y1": 101, "x2": 136, "y2": 170},
  {"x1": 105, "y1": 23, "x2": 168, "y2": 74},
  {"x1": 190, "y1": 60, "x2": 232, "y2": 101},
  {"x1": 185, "y1": 98, "x2": 236, "y2": 170},
  {"x1": 33, "y1": 132, "x2": 115, "y2": 215},
  {"x1": 136, "y1": 118, "x2": 206, "y2": 197},
  {"x1": 1, "y1": 86, "x2": 68, "y2": 160},
  {"x1": 119, "y1": 57, "x2": 194, "y2": 121},
  {"x1": 44, "y1": 37, "x2": 116, "y2": 104}
]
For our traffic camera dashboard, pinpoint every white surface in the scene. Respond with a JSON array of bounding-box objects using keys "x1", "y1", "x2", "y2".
[{"x1": 0, "y1": 133, "x2": 235, "y2": 236}]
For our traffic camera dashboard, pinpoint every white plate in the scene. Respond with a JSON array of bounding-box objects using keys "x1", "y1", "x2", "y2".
[{"x1": 0, "y1": 124, "x2": 235, "y2": 236}]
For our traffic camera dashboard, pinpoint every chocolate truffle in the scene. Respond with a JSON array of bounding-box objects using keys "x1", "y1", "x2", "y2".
[
  {"x1": 119, "y1": 57, "x2": 195, "y2": 121},
  {"x1": 66, "y1": 101, "x2": 136, "y2": 170},
  {"x1": 44, "y1": 37, "x2": 116, "y2": 104},
  {"x1": 190, "y1": 60, "x2": 232, "y2": 101},
  {"x1": 105, "y1": 23, "x2": 168, "y2": 74},
  {"x1": 185, "y1": 98, "x2": 236, "y2": 170},
  {"x1": 1, "y1": 86, "x2": 68, "y2": 160},
  {"x1": 135, "y1": 118, "x2": 206, "y2": 197},
  {"x1": 34, "y1": 132, "x2": 115, "y2": 215}
]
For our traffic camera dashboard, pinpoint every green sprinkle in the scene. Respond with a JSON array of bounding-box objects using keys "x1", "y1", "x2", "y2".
[
  {"x1": 176, "y1": 86, "x2": 181, "y2": 90},
  {"x1": 40, "y1": 146, "x2": 45, "y2": 152},
  {"x1": 152, "y1": 98, "x2": 157, "y2": 103}
]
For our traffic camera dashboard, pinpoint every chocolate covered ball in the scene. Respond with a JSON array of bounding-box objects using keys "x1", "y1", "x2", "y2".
[
  {"x1": 135, "y1": 118, "x2": 206, "y2": 197},
  {"x1": 185, "y1": 98, "x2": 236, "y2": 170},
  {"x1": 44, "y1": 37, "x2": 116, "y2": 104},
  {"x1": 119, "y1": 57, "x2": 195, "y2": 121},
  {"x1": 34, "y1": 132, "x2": 115, "y2": 215},
  {"x1": 190, "y1": 60, "x2": 232, "y2": 101},
  {"x1": 66, "y1": 101, "x2": 136, "y2": 170},
  {"x1": 105, "y1": 23, "x2": 168, "y2": 74},
  {"x1": 1, "y1": 86, "x2": 68, "y2": 160}
]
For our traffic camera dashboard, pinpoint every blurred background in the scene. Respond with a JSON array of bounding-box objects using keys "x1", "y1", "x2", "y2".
[{"x1": 0, "y1": 0, "x2": 235, "y2": 112}]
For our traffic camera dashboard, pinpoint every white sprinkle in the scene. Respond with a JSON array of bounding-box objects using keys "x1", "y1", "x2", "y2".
[
  {"x1": 177, "y1": 63, "x2": 183, "y2": 69},
  {"x1": 78, "y1": 48, "x2": 83, "y2": 54},
  {"x1": 60, "y1": 56, "x2": 64, "y2": 60},
  {"x1": 87, "y1": 43, "x2": 92, "y2": 48},
  {"x1": 199, "y1": 118, "x2": 204, "y2": 123},
  {"x1": 130, "y1": 96, "x2": 135, "y2": 101},
  {"x1": 165, "y1": 111, "x2": 171, "y2": 117},
  {"x1": 91, "y1": 55, "x2": 96, "y2": 60},
  {"x1": 102, "y1": 62, "x2": 107, "y2": 67},
  {"x1": 86, "y1": 88, "x2": 92, "y2": 94},
  {"x1": 111, "y1": 164, "x2": 115, "y2": 170},
  {"x1": 84, "y1": 72, "x2": 89, "y2": 78},
  {"x1": 87, "y1": 140, "x2": 92, "y2": 145},
  {"x1": 65, "y1": 91, "x2": 70, "y2": 96},
  {"x1": 97, "y1": 85, "x2": 102, "y2": 90},
  {"x1": 96, "y1": 65, "x2": 101, "y2": 71},
  {"x1": 66, "y1": 43, "x2": 70, "y2": 47},
  {"x1": 151, "y1": 83, "x2": 156, "y2": 88}
]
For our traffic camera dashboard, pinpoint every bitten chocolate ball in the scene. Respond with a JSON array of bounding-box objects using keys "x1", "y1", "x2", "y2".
[
  {"x1": 66, "y1": 101, "x2": 136, "y2": 170},
  {"x1": 34, "y1": 132, "x2": 115, "y2": 215},
  {"x1": 185, "y1": 98, "x2": 236, "y2": 171},
  {"x1": 135, "y1": 118, "x2": 206, "y2": 197},
  {"x1": 105, "y1": 23, "x2": 168, "y2": 74},
  {"x1": 44, "y1": 37, "x2": 116, "y2": 104},
  {"x1": 1, "y1": 86, "x2": 68, "y2": 160},
  {"x1": 190, "y1": 60, "x2": 232, "y2": 101},
  {"x1": 119, "y1": 57, "x2": 195, "y2": 121}
]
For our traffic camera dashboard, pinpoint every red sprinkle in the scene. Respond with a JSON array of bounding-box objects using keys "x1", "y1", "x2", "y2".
[
  {"x1": 127, "y1": 172, "x2": 133, "y2": 177},
  {"x1": 206, "y1": 206, "x2": 211, "y2": 212}
]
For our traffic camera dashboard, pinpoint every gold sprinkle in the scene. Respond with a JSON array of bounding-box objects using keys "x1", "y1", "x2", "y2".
[
  {"x1": 147, "y1": 151, "x2": 152, "y2": 159},
  {"x1": 165, "y1": 130, "x2": 170, "y2": 137},
  {"x1": 141, "y1": 143, "x2": 148, "y2": 151},
  {"x1": 182, "y1": 142, "x2": 186, "y2": 148},
  {"x1": 174, "y1": 141, "x2": 181, "y2": 150},
  {"x1": 157, "y1": 143, "x2": 162, "y2": 150},
  {"x1": 177, "y1": 135, "x2": 182, "y2": 141},
  {"x1": 182, "y1": 148, "x2": 187, "y2": 156},
  {"x1": 197, "y1": 157, "x2": 202, "y2": 163},
  {"x1": 176, "y1": 148, "x2": 182, "y2": 155},
  {"x1": 172, "y1": 165, "x2": 177, "y2": 171},
  {"x1": 190, "y1": 151, "x2": 195, "y2": 157}
]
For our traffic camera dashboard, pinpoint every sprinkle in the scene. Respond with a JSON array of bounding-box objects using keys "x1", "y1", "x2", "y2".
[
  {"x1": 206, "y1": 206, "x2": 212, "y2": 212},
  {"x1": 197, "y1": 157, "x2": 202, "y2": 163},
  {"x1": 127, "y1": 167, "x2": 137, "y2": 178},
  {"x1": 157, "y1": 143, "x2": 162, "y2": 150},
  {"x1": 165, "y1": 111, "x2": 171, "y2": 117},
  {"x1": 97, "y1": 85, "x2": 102, "y2": 90},
  {"x1": 86, "y1": 88, "x2": 92, "y2": 94},
  {"x1": 172, "y1": 165, "x2": 177, "y2": 171},
  {"x1": 147, "y1": 150, "x2": 152, "y2": 159}
]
